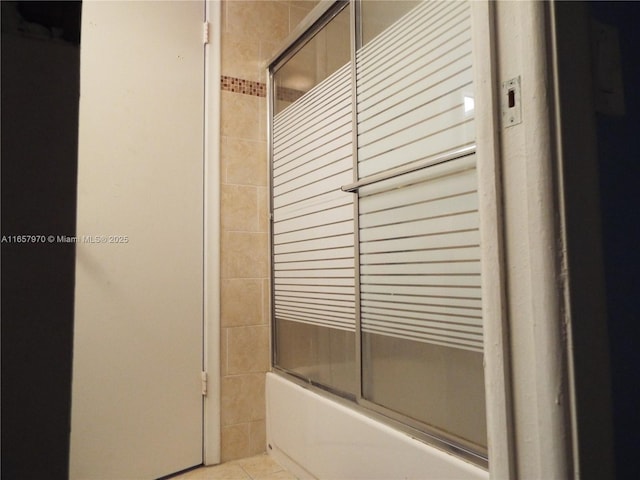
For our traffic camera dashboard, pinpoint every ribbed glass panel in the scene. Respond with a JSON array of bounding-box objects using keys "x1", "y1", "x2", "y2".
[
  {"x1": 355, "y1": 0, "x2": 480, "y2": 353},
  {"x1": 273, "y1": 64, "x2": 355, "y2": 332},
  {"x1": 356, "y1": 0, "x2": 475, "y2": 179},
  {"x1": 359, "y1": 154, "x2": 482, "y2": 352}
]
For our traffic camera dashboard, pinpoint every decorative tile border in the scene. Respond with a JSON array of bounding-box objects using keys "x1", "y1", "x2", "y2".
[
  {"x1": 221, "y1": 75, "x2": 306, "y2": 104},
  {"x1": 221, "y1": 75, "x2": 266, "y2": 97}
]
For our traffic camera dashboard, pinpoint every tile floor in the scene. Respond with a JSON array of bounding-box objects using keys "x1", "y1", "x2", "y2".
[{"x1": 172, "y1": 454, "x2": 298, "y2": 480}]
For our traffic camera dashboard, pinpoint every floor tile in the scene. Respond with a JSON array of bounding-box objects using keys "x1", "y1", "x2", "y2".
[
  {"x1": 171, "y1": 454, "x2": 297, "y2": 480},
  {"x1": 255, "y1": 470, "x2": 298, "y2": 480},
  {"x1": 236, "y1": 454, "x2": 284, "y2": 478},
  {"x1": 173, "y1": 463, "x2": 250, "y2": 480}
]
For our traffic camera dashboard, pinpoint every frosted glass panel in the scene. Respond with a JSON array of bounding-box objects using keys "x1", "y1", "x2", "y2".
[
  {"x1": 272, "y1": 63, "x2": 355, "y2": 333},
  {"x1": 359, "y1": 156, "x2": 483, "y2": 353},
  {"x1": 272, "y1": 6, "x2": 355, "y2": 396},
  {"x1": 357, "y1": 0, "x2": 486, "y2": 454},
  {"x1": 356, "y1": 0, "x2": 475, "y2": 178},
  {"x1": 276, "y1": 320, "x2": 356, "y2": 395},
  {"x1": 362, "y1": 332, "x2": 487, "y2": 451}
]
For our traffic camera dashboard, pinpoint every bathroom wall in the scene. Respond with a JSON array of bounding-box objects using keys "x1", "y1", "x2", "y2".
[{"x1": 219, "y1": 0, "x2": 318, "y2": 461}]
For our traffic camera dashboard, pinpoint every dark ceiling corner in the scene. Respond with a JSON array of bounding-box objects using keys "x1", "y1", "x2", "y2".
[{"x1": 16, "y1": 1, "x2": 81, "y2": 44}]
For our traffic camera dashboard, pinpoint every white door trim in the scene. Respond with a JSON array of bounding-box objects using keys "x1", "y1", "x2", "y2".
[
  {"x1": 203, "y1": 0, "x2": 222, "y2": 466},
  {"x1": 478, "y1": 1, "x2": 578, "y2": 477},
  {"x1": 470, "y1": 2, "x2": 516, "y2": 478}
]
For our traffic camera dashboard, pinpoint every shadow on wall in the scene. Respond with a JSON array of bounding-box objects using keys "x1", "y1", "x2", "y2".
[
  {"x1": 1, "y1": 2, "x2": 81, "y2": 479},
  {"x1": 590, "y1": 2, "x2": 640, "y2": 478}
]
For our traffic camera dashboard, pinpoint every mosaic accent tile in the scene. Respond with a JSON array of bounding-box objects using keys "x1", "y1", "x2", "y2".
[
  {"x1": 222, "y1": 75, "x2": 267, "y2": 97},
  {"x1": 220, "y1": 75, "x2": 306, "y2": 103}
]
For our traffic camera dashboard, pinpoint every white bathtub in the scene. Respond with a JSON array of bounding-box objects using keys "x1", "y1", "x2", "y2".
[{"x1": 266, "y1": 373, "x2": 489, "y2": 480}]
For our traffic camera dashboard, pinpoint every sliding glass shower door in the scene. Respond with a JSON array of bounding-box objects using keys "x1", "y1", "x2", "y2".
[
  {"x1": 269, "y1": 0, "x2": 487, "y2": 464},
  {"x1": 355, "y1": 0, "x2": 486, "y2": 455},
  {"x1": 271, "y1": 4, "x2": 357, "y2": 395}
]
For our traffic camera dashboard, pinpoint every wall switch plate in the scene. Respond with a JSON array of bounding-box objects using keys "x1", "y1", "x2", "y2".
[{"x1": 502, "y1": 76, "x2": 522, "y2": 128}]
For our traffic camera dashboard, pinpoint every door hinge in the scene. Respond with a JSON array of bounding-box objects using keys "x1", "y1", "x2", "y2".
[
  {"x1": 203, "y1": 22, "x2": 210, "y2": 45},
  {"x1": 201, "y1": 371, "x2": 208, "y2": 396}
]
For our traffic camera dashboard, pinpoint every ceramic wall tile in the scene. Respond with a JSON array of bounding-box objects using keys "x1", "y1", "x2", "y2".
[
  {"x1": 257, "y1": 187, "x2": 269, "y2": 233},
  {"x1": 222, "y1": 137, "x2": 267, "y2": 187},
  {"x1": 221, "y1": 231, "x2": 268, "y2": 279},
  {"x1": 226, "y1": 1, "x2": 289, "y2": 45},
  {"x1": 221, "y1": 278, "x2": 264, "y2": 327},
  {"x1": 290, "y1": 1, "x2": 319, "y2": 13},
  {"x1": 258, "y1": 97, "x2": 268, "y2": 142},
  {"x1": 262, "y1": 278, "x2": 271, "y2": 327},
  {"x1": 221, "y1": 423, "x2": 250, "y2": 462},
  {"x1": 221, "y1": 91, "x2": 261, "y2": 140},
  {"x1": 222, "y1": 32, "x2": 261, "y2": 82},
  {"x1": 248, "y1": 420, "x2": 267, "y2": 457},
  {"x1": 221, "y1": 184, "x2": 259, "y2": 232},
  {"x1": 219, "y1": 0, "x2": 301, "y2": 461},
  {"x1": 221, "y1": 327, "x2": 228, "y2": 376},
  {"x1": 227, "y1": 326, "x2": 270, "y2": 374},
  {"x1": 221, "y1": 373, "x2": 266, "y2": 426},
  {"x1": 289, "y1": 3, "x2": 315, "y2": 32}
]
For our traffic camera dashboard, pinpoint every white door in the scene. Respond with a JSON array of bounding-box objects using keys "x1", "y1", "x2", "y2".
[{"x1": 70, "y1": 2, "x2": 205, "y2": 478}]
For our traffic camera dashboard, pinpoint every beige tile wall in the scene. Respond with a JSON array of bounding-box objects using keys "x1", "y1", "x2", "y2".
[{"x1": 219, "y1": 0, "x2": 318, "y2": 462}]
